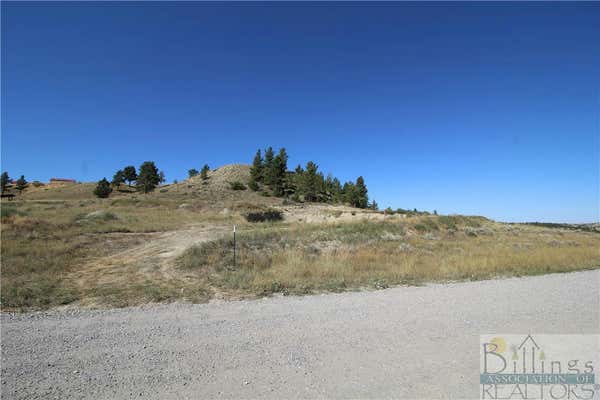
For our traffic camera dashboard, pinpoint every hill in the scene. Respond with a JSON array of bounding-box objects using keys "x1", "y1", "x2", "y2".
[{"x1": 1, "y1": 163, "x2": 599, "y2": 311}]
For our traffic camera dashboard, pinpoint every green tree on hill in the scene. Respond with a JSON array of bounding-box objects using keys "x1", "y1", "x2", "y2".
[
  {"x1": 112, "y1": 170, "x2": 125, "y2": 188},
  {"x1": 250, "y1": 149, "x2": 263, "y2": 182},
  {"x1": 354, "y1": 176, "x2": 368, "y2": 209},
  {"x1": 188, "y1": 169, "x2": 199, "y2": 178},
  {"x1": 94, "y1": 178, "x2": 113, "y2": 198},
  {"x1": 301, "y1": 161, "x2": 320, "y2": 202},
  {"x1": 136, "y1": 161, "x2": 160, "y2": 193},
  {"x1": 272, "y1": 148, "x2": 288, "y2": 196},
  {"x1": 263, "y1": 147, "x2": 275, "y2": 186},
  {"x1": 15, "y1": 175, "x2": 28, "y2": 194},
  {"x1": 200, "y1": 164, "x2": 210, "y2": 181},
  {"x1": 1, "y1": 172, "x2": 9, "y2": 194},
  {"x1": 369, "y1": 200, "x2": 379, "y2": 211},
  {"x1": 123, "y1": 166, "x2": 137, "y2": 187}
]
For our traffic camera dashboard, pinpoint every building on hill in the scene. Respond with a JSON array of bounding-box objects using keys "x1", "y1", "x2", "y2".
[{"x1": 49, "y1": 178, "x2": 76, "y2": 184}]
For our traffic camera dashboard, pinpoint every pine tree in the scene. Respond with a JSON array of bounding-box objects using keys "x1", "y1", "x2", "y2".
[
  {"x1": 370, "y1": 200, "x2": 379, "y2": 210},
  {"x1": 136, "y1": 161, "x2": 160, "y2": 193},
  {"x1": 94, "y1": 178, "x2": 113, "y2": 198},
  {"x1": 200, "y1": 164, "x2": 210, "y2": 181},
  {"x1": 272, "y1": 148, "x2": 288, "y2": 197},
  {"x1": 342, "y1": 181, "x2": 356, "y2": 206},
  {"x1": 112, "y1": 170, "x2": 125, "y2": 189},
  {"x1": 0, "y1": 172, "x2": 9, "y2": 194},
  {"x1": 123, "y1": 166, "x2": 137, "y2": 187},
  {"x1": 263, "y1": 147, "x2": 275, "y2": 186},
  {"x1": 302, "y1": 161, "x2": 320, "y2": 202},
  {"x1": 250, "y1": 149, "x2": 263, "y2": 182},
  {"x1": 15, "y1": 175, "x2": 28, "y2": 194},
  {"x1": 158, "y1": 171, "x2": 166, "y2": 184},
  {"x1": 188, "y1": 169, "x2": 199, "y2": 178},
  {"x1": 354, "y1": 176, "x2": 368, "y2": 208}
]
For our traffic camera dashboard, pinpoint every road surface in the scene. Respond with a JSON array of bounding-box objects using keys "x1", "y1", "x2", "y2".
[{"x1": 2, "y1": 270, "x2": 598, "y2": 399}]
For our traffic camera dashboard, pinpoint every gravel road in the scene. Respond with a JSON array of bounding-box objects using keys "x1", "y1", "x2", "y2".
[{"x1": 2, "y1": 270, "x2": 598, "y2": 399}]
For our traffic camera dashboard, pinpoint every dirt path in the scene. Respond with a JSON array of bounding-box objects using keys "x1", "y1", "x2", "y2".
[
  {"x1": 2, "y1": 270, "x2": 598, "y2": 399},
  {"x1": 70, "y1": 224, "x2": 231, "y2": 305}
]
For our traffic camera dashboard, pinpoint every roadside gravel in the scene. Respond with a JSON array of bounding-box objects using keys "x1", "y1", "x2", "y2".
[{"x1": 2, "y1": 270, "x2": 598, "y2": 399}]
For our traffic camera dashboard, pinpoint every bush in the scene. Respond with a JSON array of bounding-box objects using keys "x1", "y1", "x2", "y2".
[
  {"x1": 245, "y1": 210, "x2": 283, "y2": 223},
  {"x1": 229, "y1": 181, "x2": 247, "y2": 191},
  {"x1": 248, "y1": 179, "x2": 259, "y2": 191},
  {"x1": 93, "y1": 178, "x2": 113, "y2": 198}
]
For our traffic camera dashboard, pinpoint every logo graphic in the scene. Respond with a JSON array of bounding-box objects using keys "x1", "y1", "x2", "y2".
[{"x1": 480, "y1": 334, "x2": 599, "y2": 399}]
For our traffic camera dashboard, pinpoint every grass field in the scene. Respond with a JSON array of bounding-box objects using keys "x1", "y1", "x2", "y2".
[
  {"x1": 2, "y1": 169, "x2": 599, "y2": 311},
  {"x1": 178, "y1": 216, "x2": 600, "y2": 297}
]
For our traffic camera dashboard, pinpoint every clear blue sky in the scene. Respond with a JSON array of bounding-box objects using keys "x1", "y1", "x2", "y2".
[{"x1": 2, "y1": 2, "x2": 598, "y2": 223}]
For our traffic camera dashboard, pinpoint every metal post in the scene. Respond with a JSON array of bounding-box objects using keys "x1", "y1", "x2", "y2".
[{"x1": 233, "y1": 225, "x2": 236, "y2": 268}]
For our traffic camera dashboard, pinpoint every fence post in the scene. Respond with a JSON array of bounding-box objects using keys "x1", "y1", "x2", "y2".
[{"x1": 233, "y1": 225, "x2": 236, "y2": 268}]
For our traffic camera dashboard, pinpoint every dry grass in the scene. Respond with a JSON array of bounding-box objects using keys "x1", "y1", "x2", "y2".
[
  {"x1": 179, "y1": 218, "x2": 600, "y2": 296},
  {"x1": 0, "y1": 199, "x2": 239, "y2": 310},
  {"x1": 3, "y1": 176, "x2": 599, "y2": 311}
]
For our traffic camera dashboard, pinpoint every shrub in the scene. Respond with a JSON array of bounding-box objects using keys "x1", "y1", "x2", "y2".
[
  {"x1": 248, "y1": 179, "x2": 259, "y2": 191},
  {"x1": 245, "y1": 210, "x2": 283, "y2": 223},
  {"x1": 229, "y1": 181, "x2": 247, "y2": 191},
  {"x1": 93, "y1": 178, "x2": 113, "y2": 198}
]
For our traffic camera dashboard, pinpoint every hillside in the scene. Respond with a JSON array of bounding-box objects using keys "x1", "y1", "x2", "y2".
[
  {"x1": 18, "y1": 164, "x2": 281, "y2": 208},
  {"x1": 1, "y1": 163, "x2": 599, "y2": 311}
]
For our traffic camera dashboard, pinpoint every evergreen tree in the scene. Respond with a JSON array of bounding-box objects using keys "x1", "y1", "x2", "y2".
[
  {"x1": 354, "y1": 176, "x2": 368, "y2": 208},
  {"x1": 248, "y1": 177, "x2": 259, "y2": 191},
  {"x1": 0, "y1": 172, "x2": 9, "y2": 193},
  {"x1": 342, "y1": 181, "x2": 356, "y2": 206},
  {"x1": 94, "y1": 178, "x2": 113, "y2": 198},
  {"x1": 188, "y1": 169, "x2": 199, "y2": 178},
  {"x1": 159, "y1": 171, "x2": 166, "y2": 184},
  {"x1": 123, "y1": 166, "x2": 137, "y2": 187},
  {"x1": 250, "y1": 149, "x2": 263, "y2": 182},
  {"x1": 272, "y1": 148, "x2": 288, "y2": 197},
  {"x1": 15, "y1": 175, "x2": 28, "y2": 194},
  {"x1": 302, "y1": 161, "x2": 320, "y2": 202},
  {"x1": 369, "y1": 200, "x2": 379, "y2": 211},
  {"x1": 263, "y1": 147, "x2": 275, "y2": 186},
  {"x1": 200, "y1": 164, "x2": 210, "y2": 181},
  {"x1": 136, "y1": 161, "x2": 160, "y2": 193},
  {"x1": 331, "y1": 177, "x2": 342, "y2": 203},
  {"x1": 112, "y1": 170, "x2": 125, "y2": 188}
]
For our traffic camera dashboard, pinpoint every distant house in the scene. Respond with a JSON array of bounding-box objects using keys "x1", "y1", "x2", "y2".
[{"x1": 50, "y1": 178, "x2": 76, "y2": 184}]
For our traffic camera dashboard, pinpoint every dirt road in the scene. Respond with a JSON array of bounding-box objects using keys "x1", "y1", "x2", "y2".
[{"x1": 2, "y1": 270, "x2": 598, "y2": 399}]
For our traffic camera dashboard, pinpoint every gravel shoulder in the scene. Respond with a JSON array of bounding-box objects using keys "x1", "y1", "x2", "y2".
[{"x1": 2, "y1": 270, "x2": 599, "y2": 399}]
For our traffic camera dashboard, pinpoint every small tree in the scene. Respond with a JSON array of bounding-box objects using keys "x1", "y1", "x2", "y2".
[
  {"x1": 123, "y1": 166, "x2": 137, "y2": 187},
  {"x1": 15, "y1": 175, "x2": 28, "y2": 194},
  {"x1": 263, "y1": 147, "x2": 275, "y2": 186},
  {"x1": 302, "y1": 161, "x2": 320, "y2": 202},
  {"x1": 136, "y1": 161, "x2": 160, "y2": 193},
  {"x1": 248, "y1": 177, "x2": 259, "y2": 191},
  {"x1": 188, "y1": 169, "x2": 199, "y2": 178},
  {"x1": 369, "y1": 200, "x2": 379, "y2": 211},
  {"x1": 272, "y1": 148, "x2": 288, "y2": 197},
  {"x1": 112, "y1": 170, "x2": 125, "y2": 189},
  {"x1": 354, "y1": 176, "x2": 368, "y2": 209},
  {"x1": 94, "y1": 178, "x2": 113, "y2": 198},
  {"x1": 200, "y1": 164, "x2": 210, "y2": 181},
  {"x1": 159, "y1": 170, "x2": 165, "y2": 184},
  {"x1": 250, "y1": 149, "x2": 263, "y2": 182},
  {"x1": 0, "y1": 172, "x2": 9, "y2": 193}
]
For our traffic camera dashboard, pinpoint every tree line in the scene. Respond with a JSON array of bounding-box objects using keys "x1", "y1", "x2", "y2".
[
  {"x1": 0, "y1": 172, "x2": 28, "y2": 195},
  {"x1": 95, "y1": 161, "x2": 165, "y2": 198},
  {"x1": 249, "y1": 147, "x2": 373, "y2": 209}
]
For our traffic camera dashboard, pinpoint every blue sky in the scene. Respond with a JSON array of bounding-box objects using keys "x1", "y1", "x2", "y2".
[{"x1": 1, "y1": 2, "x2": 598, "y2": 223}]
